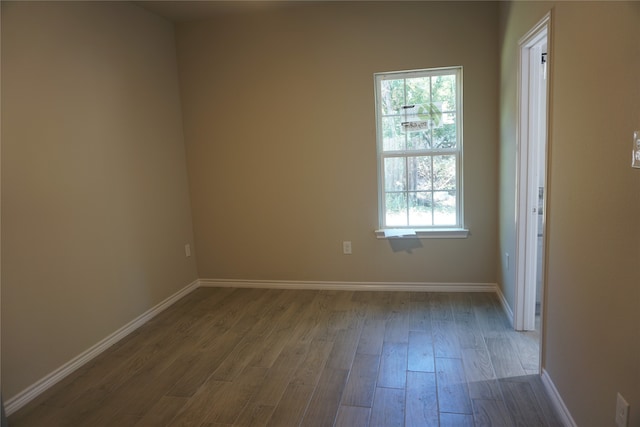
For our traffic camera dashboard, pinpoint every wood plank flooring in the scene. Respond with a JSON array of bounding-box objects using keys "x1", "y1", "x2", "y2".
[{"x1": 9, "y1": 288, "x2": 561, "y2": 426}]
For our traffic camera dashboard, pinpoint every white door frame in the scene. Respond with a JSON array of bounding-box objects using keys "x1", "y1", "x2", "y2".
[{"x1": 515, "y1": 12, "x2": 551, "y2": 332}]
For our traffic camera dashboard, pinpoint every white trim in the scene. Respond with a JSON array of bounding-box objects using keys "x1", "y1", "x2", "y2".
[
  {"x1": 5, "y1": 279, "x2": 200, "y2": 416},
  {"x1": 515, "y1": 11, "x2": 551, "y2": 332},
  {"x1": 199, "y1": 278, "x2": 497, "y2": 293},
  {"x1": 495, "y1": 286, "x2": 514, "y2": 327},
  {"x1": 541, "y1": 369, "x2": 577, "y2": 427},
  {"x1": 518, "y1": 11, "x2": 551, "y2": 47},
  {"x1": 375, "y1": 66, "x2": 464, "y2": 231},
  {"x1": 375, "y1": 228, "x2": 469, "y2": 239}
]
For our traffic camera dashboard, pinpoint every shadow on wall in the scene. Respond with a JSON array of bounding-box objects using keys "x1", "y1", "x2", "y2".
[{"x1": 388, "y1": 238, "x2": 424, "y2": 253}]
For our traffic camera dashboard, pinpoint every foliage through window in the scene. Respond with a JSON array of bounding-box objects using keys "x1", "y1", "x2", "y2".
[{"x1": 375, "y1": 67, "x2": 463, "y2": 229}]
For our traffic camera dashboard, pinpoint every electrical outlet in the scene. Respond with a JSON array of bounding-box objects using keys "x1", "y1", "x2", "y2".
[
  {"x1": 616, "y1": 393, "x2": 629, "y2": 427},
  {"x1": 185, "y1": 244, "x2": 191, "y2": 258},
  {"x1": 505, "y1": 253, "x2": 510, "y2": 270},
  {"x1": 343, "y1": 241, "x2": 352, "y2": 255}
]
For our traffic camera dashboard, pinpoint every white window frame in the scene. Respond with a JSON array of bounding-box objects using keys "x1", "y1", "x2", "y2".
[{"x1": 374, "y1": 66, "x2": 468, "y2": 239}]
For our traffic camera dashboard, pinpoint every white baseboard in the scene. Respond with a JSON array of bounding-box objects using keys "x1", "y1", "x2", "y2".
[
  {"x1": 541, "y1": 368, "x2": 577, "y2": 427},
  {"x1": 199, "y1": 278, "x2": 498, "y2": 293},
  {"x1": 5, "y1": 279, "x2": 199, "y2": 416},
  {"x1": 495, "y1": 285, "x2": 514, "y2": 327}
]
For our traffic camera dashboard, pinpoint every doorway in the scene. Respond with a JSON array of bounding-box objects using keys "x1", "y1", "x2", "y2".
[{"x1": 515, "y1": 13, "x2": 550, "y2": 335}]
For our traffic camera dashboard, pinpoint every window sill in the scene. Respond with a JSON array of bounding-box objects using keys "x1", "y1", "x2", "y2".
[{"x1": 375, "y1": 228, "x2": 469, "y2": 239}]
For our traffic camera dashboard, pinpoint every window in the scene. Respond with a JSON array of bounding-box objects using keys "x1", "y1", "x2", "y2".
[{"x1": 374, "y1": 67, "x2": 467, "y2": 238}]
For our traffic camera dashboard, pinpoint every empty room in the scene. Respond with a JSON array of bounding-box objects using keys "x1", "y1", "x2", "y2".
[{"x1": 2, "y1": 1, "x2": 639, "y2": 426}]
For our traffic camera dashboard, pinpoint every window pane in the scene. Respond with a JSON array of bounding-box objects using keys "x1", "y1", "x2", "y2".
[
  {"x1": 380, "y1": 79, "x2": 405, "y2": 115},
  {"x1": 376, "y1": 67, "x2": 462, "y2": 231},
  {"x1": 409, "y1": 192, "x2": 433, "y2": 226},
  {"x1": 382, "y1": 116, "x2": 405, "y2": 151},
  {"x1": 432, "y1": 74, "x2": 456, "y2": 111},
  {"x1": 433, "y1": 155, "x2": 456, "y2": 190},
  {"x1": 384, "y1": 157, "x2": 406, "y2": 191},
  {"x1": 407, "y1": 129, "x2": 430, "y2": 150},
  {"x1": 407, "y1": 156, "x2": 431, "y2": 191},
  {"x1": 433, "y1": 191, "x2": 456, "y2": 225},
  {"x1": 432, "y1": 113, "x2": 456, "y2": 149},
  {"x1": 385, "y1": 192, "x2": 407, "y2": 226},
  {"x1": 415, "y1": 102, "x2": 441, "y2": 128},
  {"x1": 406, "y1": 77, "x2": 430, "y2": 106}
]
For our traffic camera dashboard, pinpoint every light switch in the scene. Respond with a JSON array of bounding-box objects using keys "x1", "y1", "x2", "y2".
[
  {"x1": 616, "y1": 392, "x2": 629, "y2": 427},
  {"x1": 631, "y1": 131, "x2": 640, "y2": 168}
]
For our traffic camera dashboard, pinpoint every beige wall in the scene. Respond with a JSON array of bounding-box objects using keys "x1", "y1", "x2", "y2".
[
  {"x1": 1, "y1": 2, "x2": 197, "y2": 399},
  {"x1": 4, "y1": 1, "x2": 639, "y2": 423},
  {"x1": 499, "y1": 2, "x2": 640, "y2": 425},
  {"x1": 176, "y1": 1, "x2": 499, "y2": 284}
]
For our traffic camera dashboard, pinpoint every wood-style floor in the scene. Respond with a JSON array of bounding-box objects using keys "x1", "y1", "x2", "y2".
[{"x1": 9, "y1": 288, "x2": 562, "y2": 426}]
